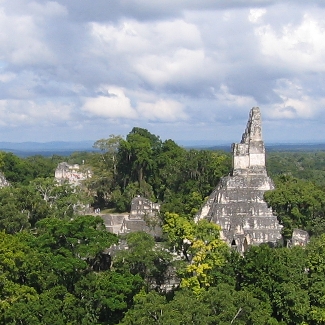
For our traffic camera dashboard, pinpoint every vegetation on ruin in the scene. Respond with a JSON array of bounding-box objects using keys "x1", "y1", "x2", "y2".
[{"x1": 1, "y1": 128, "x2": 325, "y2": 323}]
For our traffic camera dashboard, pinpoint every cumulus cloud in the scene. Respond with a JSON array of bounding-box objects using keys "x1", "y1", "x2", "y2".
[
  {"x1": 82, "y1": 86, "x2": 187, "y2": 122},
  {"x1": 0, "y1": 9, "x2": 55, "y2": 66},
  {"x1": 248, "y1": 8, "x2": 266, "y2": 23},
  {"x1": 88, "y1": 19, "x2": 210, "y2": 92},
  {"x1": 134, "y1": 49, "x2": 217, "y2": 88},
  {"x1": 255, "y1": 13, "x2": 325, "y2": 72},
  {"x1": 265, "y1": 79, "x2": 325, "y2": 120},
  {"x1": 0, "y1": 99, "x2": 73, "y2": 126},
  {"x1": 90, "y1": 19, "x2": 202, "y2": 54},
  {"x1": 82, "y1": 86, "x2": 137, "y2": 119},
  {"x1": 212, "y1": 85, "x2": 257, "y2": 109},
  {"x1": 137, "y1": 99, "x2": 188, "y2": 121}
]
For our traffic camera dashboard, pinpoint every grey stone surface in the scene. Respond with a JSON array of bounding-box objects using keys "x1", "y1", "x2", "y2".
[
  {"x1": 102, "y1": 196, "x2": 162, "y2": 238},
  {"x1": 55, "y1": 162, "x2": 91, "y2": 185},
  {"x1": 102, "y1": 214, "x2": 128, "y2": 234},
  {"x1": 0, "y1": 172, "x2": 9, "y2": 188},
  {"x1": 290, "y1": 229, "x2": 309, "y2": 247},
  {"x1": 196, "y1": 107, "x2": 283, "y2": 253},
  {"x1": 130, "y1": 196, "x2": 160, "y2": 219}
]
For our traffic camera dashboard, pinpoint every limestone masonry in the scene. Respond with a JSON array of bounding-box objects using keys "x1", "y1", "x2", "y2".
[
  {"x1": 55, "y1": 162, "x2": 92, "y2": 186},
  {"x1": 103, "y1": 196, "x2": 162, "y2": 237},
  {"x1": 0, "y1": 172, "x2": 9, "y2": 188},
  {"x1": 196, "y1": 107, "x2": 283, "y2": 253}
]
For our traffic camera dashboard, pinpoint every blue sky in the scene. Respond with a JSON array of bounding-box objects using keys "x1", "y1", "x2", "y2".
[{"x1": 0, "y1": 0, "x2": 325, "y2": 144}]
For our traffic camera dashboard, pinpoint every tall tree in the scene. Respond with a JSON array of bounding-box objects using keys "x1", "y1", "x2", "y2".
[
  {"x1": 93, "y1": 134, "x2": 123, "y2": 176},
  {"x1": 117, "y1": 128, "x2": 162, "y2": 187},
  {"x1": 163, "y1": 213, "x2": 228, "y2": 293}
]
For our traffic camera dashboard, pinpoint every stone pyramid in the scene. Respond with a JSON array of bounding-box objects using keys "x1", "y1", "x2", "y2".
[{"x1": 195, "y1": 107, "x2": 283, "y2": 252}]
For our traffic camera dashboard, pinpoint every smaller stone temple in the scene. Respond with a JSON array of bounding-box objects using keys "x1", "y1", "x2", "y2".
[
  {"x1": 196, "y1": 107, "x2": 283, "y2": 253},
  {"x1": 102, "y1": 196, "x2": 162, "y2": 238},
  {"x1": 290, "y1": 229, "x2": 309, "y2": 247},
  {"x1": 129, "y1": 196, "x2": 160, "y2": 218}
]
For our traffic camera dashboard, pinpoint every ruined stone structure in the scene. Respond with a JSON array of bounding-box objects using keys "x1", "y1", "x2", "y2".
[
  {"x1": 290, "y1": 229, "x2": 309, "y2": 247},
  {"x1": 196, "y1": 107, "x2": 283, "y2": 253},
  {"x1": 103, "y1": 196, "x2": 162, "y2": 237},
  {"x1": 0, "y1": 172, "x2": 9, "y2": 188},
  {"x1": 55, "y1": 162, "x2": 91, "y2": 186}
]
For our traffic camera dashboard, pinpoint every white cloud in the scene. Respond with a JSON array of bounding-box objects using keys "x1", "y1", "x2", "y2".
[
  {"x1": 134, "y1": 49, "x2": 217, "y2": 88},
  {"x1": 89, "y1": 19, "x2": 202, "y2": 55},
  {"x1": 82, "y1": 86, "x2": 138, "y2": 119},
  {"x1": 82, "y1": 86, "x2": 187, "y2": 122},
  {"x1": 212, "y1": 84, "x2": 257, "y2": 108},
  {"x1": 267, "y1": 97, "x2": 325, "y2": 120},
  {"x1": 0, "y1": 99, "x2": 73, "y2": 126},
  {"x1": 88, "y1": 19, "x2": 210, "y2": 90},
  {"x1": 248, "y1": 8, "x2": 266, "y2": 23},
  {"x1": 266, "y1": 79, "x2": 325, "y2": 120},
  {"x1": 256, "y1": 13, "x2": 325, "y2": 71},
  {"x1": 137, "y1": 99, "x2": 188, "y2": 121},
  {"x1": 0, "y1": 8, "x2": 56, "y2": 66}
]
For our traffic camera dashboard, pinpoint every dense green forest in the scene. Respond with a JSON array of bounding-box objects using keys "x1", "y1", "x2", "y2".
[{"x1": 1, "y1": 127, "x2": 325, "y2": 324}]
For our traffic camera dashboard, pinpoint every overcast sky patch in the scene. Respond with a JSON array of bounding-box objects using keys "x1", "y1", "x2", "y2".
[{"x1": 0, "y1": 0, "x2": 324, "y2": 144}]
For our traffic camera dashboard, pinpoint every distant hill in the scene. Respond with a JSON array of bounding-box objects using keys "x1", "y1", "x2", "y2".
[
  {"x1": 0, "y1": 141, "x2": 96, "y2": 157},
  {"x1": 266, "y1": 143, "x2": 325, "y2": 152},
  {"x1": 1, "y1": 141, "x2": 325, "y2": 157},
  {"x1": 205, "y1": 143, "x2": 325, "y2": 152}
]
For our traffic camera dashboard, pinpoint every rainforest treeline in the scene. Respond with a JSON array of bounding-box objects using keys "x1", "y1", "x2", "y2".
[{"x1": 1, "y1": 127, "x2": 325, "y2": 324}]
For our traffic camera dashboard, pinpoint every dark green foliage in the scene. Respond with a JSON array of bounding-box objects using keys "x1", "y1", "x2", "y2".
[
  {"x1": 267, "y1": 151, "x2": 325, "y2": 187},
  {"x1": 74, "y1": 271, "x2": 143, "y2": 324},
  {"x1": 160, "y1": 149, "x2": 231, "y2": 217},
  {"x1": 120, "y1": 285, "x2": 277, "y2": 325},
  {"x1": 86, "y1": 135, "x2": 123, "y2": 208},
  {"x1": 113, "y1": 232, "x2": 172, "y2": 289},
  {"x1": 0, "y1": 218, "x2": 141, "y2": 325},
  {"x1": 35, "y1": 216, "x2": 118, "y2": 260},
  {"x1": 264, "y1": 175, "x2": 325, "y2": 239},
  {"x1": 26, "y1": 154, "x2": 64, "y2": 179},
  {"x1": 265, "y1": 151, "x2": 325, "y2": 239},
  {"x1": 0, "y1": 152, "x2": 62, "y2": 185},
  {"x1": 237, "y1": 245, "x2": 310, "y2": 324},
  {"x1": 0, "y1": 178, "x2": 91, "y2": 233},
  {"x1": 0, "y1": 186, "x2": 31, "y2": 233},
  {"x1": 0, "y1": 152, "x2": 33, "y2": 184},
  {"x1": 117, "y1": 128, "x2": 160, "y2": 186}
]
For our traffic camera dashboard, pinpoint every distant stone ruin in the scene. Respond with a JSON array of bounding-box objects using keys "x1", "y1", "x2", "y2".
[
  {"x1": 0, "y1": 172, "x2": 9, "y2": 188},
  {"x1": 196, "y1": 107, "x2": 283, "y2": 253},
  {"x1": 102, "y1": 196, "x2": 162, "y2": 237},
  {"x1": 55, "y1": 162, "x2": 91, "y2": 185}
]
